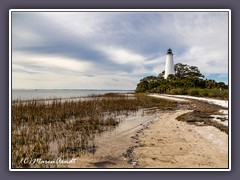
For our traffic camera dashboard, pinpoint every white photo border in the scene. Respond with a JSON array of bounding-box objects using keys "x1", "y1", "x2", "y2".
[{"x1": 9, "y1": 9, "x2": 231, "y2": 171}]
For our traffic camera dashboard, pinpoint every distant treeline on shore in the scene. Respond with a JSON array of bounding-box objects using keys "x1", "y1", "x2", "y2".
[{"x1": 135, "y1": 63, "x2": 228, "y2": 99}]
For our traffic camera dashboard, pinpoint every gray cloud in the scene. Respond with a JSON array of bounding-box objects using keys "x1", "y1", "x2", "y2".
[{"x1": 11, "y1": 11, "x2": 229, "y2": 89}]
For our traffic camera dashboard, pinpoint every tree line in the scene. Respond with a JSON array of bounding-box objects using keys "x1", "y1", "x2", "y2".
[{"x1": 135, "y1": 63, "x2": 228, "y2": 99}]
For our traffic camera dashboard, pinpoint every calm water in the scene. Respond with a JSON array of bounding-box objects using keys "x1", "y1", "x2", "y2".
[{"x1": 12, "y1": 89, "x2": 134, "y2": 100}]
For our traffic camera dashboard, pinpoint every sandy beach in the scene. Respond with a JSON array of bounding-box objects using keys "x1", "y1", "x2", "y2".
[
  {"x1": 132, "y1": 110, "x2": 228, "y2": 168},
  {"x1": 68, "y1": 94, "x2": 228, "y2": 168}
]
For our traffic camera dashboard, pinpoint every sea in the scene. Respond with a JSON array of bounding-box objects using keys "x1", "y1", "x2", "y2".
[{"x1": 12, "y1": 89, "x2": 134, "y2": 101}]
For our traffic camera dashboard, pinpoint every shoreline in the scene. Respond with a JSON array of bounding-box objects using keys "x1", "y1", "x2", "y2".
[
  {"x1": 68, "y1": 109, "x2": 162, "y2": 168},
  {"x1": 68, "y1": 95, "x2": 228, "y2": 168},
  {"x1": 12, "y1": 93, "x2": 228, "y2": 168},
  {"x1": 132, "y1": 110, "x2": 228, "y2": 168}
]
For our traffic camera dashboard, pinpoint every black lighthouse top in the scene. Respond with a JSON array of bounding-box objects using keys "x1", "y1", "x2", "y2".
[{"x1": 166, "y1": 48, "x2": 173, "y2": 55}]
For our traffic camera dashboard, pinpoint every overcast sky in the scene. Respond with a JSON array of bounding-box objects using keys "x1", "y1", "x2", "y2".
[{"x1": 12, "y1": 11, "x2": 229, "y2": 90}]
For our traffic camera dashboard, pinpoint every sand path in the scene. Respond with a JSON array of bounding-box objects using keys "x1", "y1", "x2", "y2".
[{"x1": 149, "y1": 94, "x2": 189, "y2": 102}]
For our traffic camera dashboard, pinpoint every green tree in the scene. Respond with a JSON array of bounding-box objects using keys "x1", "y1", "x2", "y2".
[
  {"x1": 205, "y1": 79, "x2": 216, "y2": 89},
  {"x1": 135, "y1": 63, "x2": 227, "y2": 97},
  {"x1": 136, "y1": 80, "x2": 149, "y2": 93},
  {"x1": 174, "y1": 63, "x2": 204, "y2": 79}
]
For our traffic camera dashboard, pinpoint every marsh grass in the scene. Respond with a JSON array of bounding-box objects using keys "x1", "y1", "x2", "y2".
[{"x1": 12, "y1": 93, "x2": 176, "y2": 168}]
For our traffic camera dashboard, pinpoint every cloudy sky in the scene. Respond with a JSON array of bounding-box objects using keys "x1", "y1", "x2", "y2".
[{"x1": 12, "y1": 11, "x2": 229, "y2": 90}]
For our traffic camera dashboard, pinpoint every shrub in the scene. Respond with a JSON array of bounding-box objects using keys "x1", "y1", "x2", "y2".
[
  {"x1": 167, "y1": 88, "x2": 188, "y2": 95},
  {"x1": 199, "y1": 89, "x2": 209, "y2": 97},
  {"x1": 207, "y1": 89, "x2": 228, "y2": 99},
  {"x1": 179, "y1": 88, "x2": 188, "y2": 95},
  {"x1": 188, "y1": 88, "x2": 200, "y2": 96},
  {"x1": 207, "y1": 89, "x2": 221, "y2": 97}
]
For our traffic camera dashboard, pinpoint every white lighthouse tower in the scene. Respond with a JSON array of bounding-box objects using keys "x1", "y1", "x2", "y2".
[{"x1": 164, "y1": 48, "x2": 175, "y2": 79}]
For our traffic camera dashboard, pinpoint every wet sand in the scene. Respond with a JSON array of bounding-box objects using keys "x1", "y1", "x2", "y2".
[
  {"x1": 69, "y1": 109, "x2": 161, "y2": 168},
  {"x1": 132, "y1": 110, "x2": 228, "y2": 168},
  {"x1": 68, "y1": 95, "x2": 228, "y2": 169}
]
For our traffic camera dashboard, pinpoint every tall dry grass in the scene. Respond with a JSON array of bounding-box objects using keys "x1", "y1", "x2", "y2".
[{"x1": 12, "y1": 93, "x2": 176, "y2": 168}]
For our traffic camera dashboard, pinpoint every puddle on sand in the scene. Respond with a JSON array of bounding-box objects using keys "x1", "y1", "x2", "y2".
[{"x1": 71, "y1": 109, "x2": 162, "y2": 168}]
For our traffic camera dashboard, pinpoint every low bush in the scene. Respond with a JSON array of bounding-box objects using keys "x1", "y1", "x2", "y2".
[
  {"x1": 166, "y1": 88, "x2": 228, "y2": 99},
  {"x1": 188, "y1": 88, "x2": 200, "y2": 96}
]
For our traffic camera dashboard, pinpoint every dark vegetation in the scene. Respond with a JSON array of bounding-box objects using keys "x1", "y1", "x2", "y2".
[
  {"x1": 177, "y1": 100, "x2": 228, "y2": 134},
  {"x1": 12, "y1": 93, "x2": 176, "y2": 168},
  {"x1": 135, "y1": 63, "x2": 228, "y2": 99}
]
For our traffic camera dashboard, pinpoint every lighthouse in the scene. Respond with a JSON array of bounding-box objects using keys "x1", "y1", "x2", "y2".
[{"x1": 164, "y1": 48, "x2": 175, "y2": 79}]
